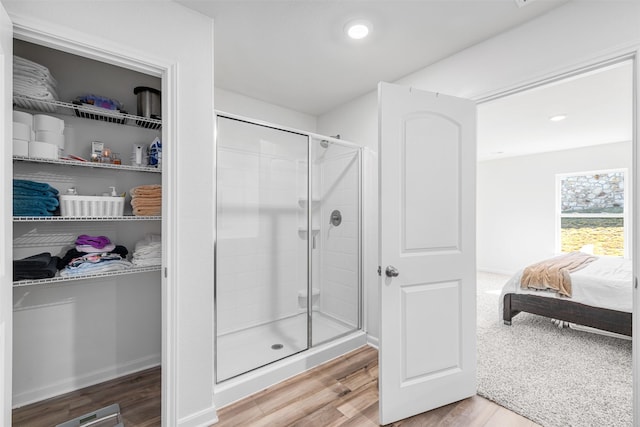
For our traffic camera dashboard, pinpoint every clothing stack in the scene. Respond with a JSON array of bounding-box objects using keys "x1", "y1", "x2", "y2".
[
  {"x1": 13, "y1": 56, "x2": 59, "y2": 112},
  {"x1": 131, "y1": 234, "x2": 162, "y2": 267},
  {"x1": 130, "y1": 185, "x2": 161, "y2": 216},
  {"x1": 13, "y1": 179, "x2": 59, "y2": 216},
  {"x1": 58, "y1": 234, "x2": 132, "y2": 277},
  {"x1": 13, "y1": 252, "x2": 60, "y2": 281}
]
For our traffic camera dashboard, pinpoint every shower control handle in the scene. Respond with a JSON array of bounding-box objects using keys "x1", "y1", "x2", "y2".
[
  {"x1": 330, "y1": 210, "x2": 342, "y2": 226},
  {"x1": 385, "y1": 265, "x2": 400, "y2": 278}
]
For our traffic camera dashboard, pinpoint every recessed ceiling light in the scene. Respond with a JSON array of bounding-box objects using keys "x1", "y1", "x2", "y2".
[
  {"x1": 549, "y1": 114, "x2": 567, "y2": 122},
  {"x1": 345, "y1": 20, "x2": 371, "y2": 40}
]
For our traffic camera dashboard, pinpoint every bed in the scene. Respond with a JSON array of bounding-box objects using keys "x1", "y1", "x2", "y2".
[{"x1": 501, "y1": 255, "x2": 633, "y2": 336}]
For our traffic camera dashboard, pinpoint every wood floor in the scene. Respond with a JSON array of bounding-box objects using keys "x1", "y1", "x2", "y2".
[
  {"x1": 11, "y1": 366, "x2": 161, "y2": 427},
  {"x1": 12, "y1": 346, "x2": 539, "y2": 427},
  {"x1": 216, "y1": 345, "x2": 539, "y2": 427}
]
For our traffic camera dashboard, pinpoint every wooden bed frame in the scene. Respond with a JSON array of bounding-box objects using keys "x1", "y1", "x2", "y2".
[{"x1": 503, "y1": 293, "x2": 632, "y2": 337}]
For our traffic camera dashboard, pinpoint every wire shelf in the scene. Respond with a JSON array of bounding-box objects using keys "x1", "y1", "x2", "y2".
[
  {"x1": 13, "y1": 265, "x2": 162, "y2": 287},
  {"x1": 13, "y1": 95, "x2": 162, "y2": 128},
  {"x1": 13, "y1": 155, "x2": 161, "y2": 173},
  {"x1": 13, "y1": 215, "x2": 161, "y2": 222}
]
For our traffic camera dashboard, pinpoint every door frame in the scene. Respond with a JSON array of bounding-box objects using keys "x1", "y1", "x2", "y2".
[
  {"x1": 4, "y1": 15, "x2": 179, "y2": 425},
  {"x1": 472, "y1": 49, "x2": 639, "y2": 422}
]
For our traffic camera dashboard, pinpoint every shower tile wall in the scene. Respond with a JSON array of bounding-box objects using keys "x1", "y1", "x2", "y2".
[
  {"x1": 319, "y1": 150, "x2": 359, "y2": 327},
  {"x1": 217, "y1": 144, "x2": 306, "y2": 335}
]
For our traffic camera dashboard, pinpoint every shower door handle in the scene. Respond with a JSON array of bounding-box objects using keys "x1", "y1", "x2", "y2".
[{"x1": 385, "y1": 265, "x2": 399, "y2": 278}]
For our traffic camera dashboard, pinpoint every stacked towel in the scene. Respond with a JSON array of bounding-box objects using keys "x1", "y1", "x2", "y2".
[
  {"x1": 130, "y1": 184, "x2": 161, "y2": 216},
  {"x1": 14, "y1": 252, "x2": 60, "y2": 281},
  {"x1": 58, "y1": 236, "x2": 132, "y2": 277},
  {"x1": 13, "y1": 56, "x2": 59, "y2": 111},
  {"x1": 13, "y1": 179, "x2": 59, "y2": 216},
  {"x1": 131, "y1": 234, "x2": 162, "y2": 267}
]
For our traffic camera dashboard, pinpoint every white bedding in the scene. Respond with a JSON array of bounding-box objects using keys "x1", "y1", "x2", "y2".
[{"x1": 500, "y1": 256, "x2": 633, "y2": 315}]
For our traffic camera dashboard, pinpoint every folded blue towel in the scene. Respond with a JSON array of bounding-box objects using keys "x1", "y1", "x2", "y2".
[
  {"x1": 13, "y1": 208, "x2": 52, "y2": 217},
  {"x1": 13, "y1": 199, "x2": 55, "y2": 216},
  {"x1": 13, "y1": 195, "x2": 59, "y2": 210},
  {"x1": 13, "y1": 179, "x2": 59, "y2": 195},
  {"x1": 13, "y1": 188, "x2": 59, "y2": 198}
]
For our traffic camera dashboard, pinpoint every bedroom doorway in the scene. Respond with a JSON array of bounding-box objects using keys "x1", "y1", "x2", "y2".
[{"x1": 475, "y1": 56, "x2": 635, "y2": 426}]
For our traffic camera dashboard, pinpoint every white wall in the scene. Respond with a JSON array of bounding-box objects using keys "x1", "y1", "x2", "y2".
[
  {"x1": 317, "y1": 0, "x2": 640, "y2": 341},
  {"x1": 477, "y1": 142, "x2": 632, "y2": 275},
  {"x1": 2, "y1": 2, "x2": 216, "y2": 426},
  {"x1": 216, "y1": 87, "x2": 317, "y2": 133}
]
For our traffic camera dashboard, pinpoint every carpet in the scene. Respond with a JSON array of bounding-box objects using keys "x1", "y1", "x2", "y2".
[{"x1": 476, "y1": 272, "x2": 632, "y2": 427}]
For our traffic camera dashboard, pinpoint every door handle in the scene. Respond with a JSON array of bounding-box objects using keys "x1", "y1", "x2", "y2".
[{"x1": 385, "y1": 265, "x2": 399, "y2": 278}]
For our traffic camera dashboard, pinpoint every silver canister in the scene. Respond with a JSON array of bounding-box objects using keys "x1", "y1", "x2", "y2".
[{"x1": 133, "y1": 86, "x2": 161, "y2": 119}]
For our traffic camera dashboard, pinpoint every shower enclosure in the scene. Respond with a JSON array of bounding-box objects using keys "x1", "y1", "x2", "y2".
[{"x1": 215, "y1": 114, "x2": 362, "y2": 383}]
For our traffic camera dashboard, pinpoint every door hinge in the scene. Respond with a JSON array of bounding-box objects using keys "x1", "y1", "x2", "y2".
[
  {"x1": 164, "y1": 267, "x2": 168, "y2": 278},
  {"x1": 377, "y1": 266, "x2": 381, "y2": 276}
]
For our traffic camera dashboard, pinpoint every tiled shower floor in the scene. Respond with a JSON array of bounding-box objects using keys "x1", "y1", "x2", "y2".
[{"x1": 216, "y1": 312, "x2": 354, "y2": 382}]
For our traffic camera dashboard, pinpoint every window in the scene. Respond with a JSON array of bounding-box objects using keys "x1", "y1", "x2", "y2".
[{"x1": 557, "y1": 169, "x2": 627, "y2": 257}]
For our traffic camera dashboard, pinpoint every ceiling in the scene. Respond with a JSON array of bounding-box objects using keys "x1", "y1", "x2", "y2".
[
  {"x1": 175, "y1": 0, "x2": 632, "y2": 160},
  {"x1": 175, "y1": 0, "x2": 569, "y2": 116},
  {"x1": 478, "y1": 61, "x2": 633, "y2": 161}
]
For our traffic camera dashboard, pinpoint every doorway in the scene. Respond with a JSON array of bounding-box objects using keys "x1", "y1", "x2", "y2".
[{"x1": 475, "y1": 58, "x2": 634, "y2": 425}]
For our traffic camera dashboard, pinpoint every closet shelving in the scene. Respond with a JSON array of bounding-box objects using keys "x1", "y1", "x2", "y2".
[
  {"x1": 12, "y1": 89, "x2": 162, "y2": 287},
  {"x1": 13, "y1": 216, "x2": 161, "y2": 222},
  {"x1": 13, "y1": 155, "x2": 162, "y2": 173},
  {"x1": 13, "y1": 94, "x2": 163, "y2": 129},
  {"x1": 13, "y1": 266, "x2": 162, "y2": 287},
  {"x1": 13, "y1": 156, "x2": 161, "y2": 222}
]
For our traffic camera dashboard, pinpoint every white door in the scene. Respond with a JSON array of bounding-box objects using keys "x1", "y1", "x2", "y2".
[
  {"x1": 378, "y1": 82, "x2": 477, "y2": 424},
  {"x1": 0, "y1": 2, "x2": 12, "y2": 426}
]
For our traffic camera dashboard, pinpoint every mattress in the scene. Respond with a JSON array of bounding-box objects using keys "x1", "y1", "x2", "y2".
[{"x1": 499, "y1": 256, "x2": 633, "y2": 315}]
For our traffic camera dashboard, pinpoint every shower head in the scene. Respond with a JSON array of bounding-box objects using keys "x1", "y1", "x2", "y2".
[{"x1": 320, "y1": 140, "x2": 330, "y2": 148}]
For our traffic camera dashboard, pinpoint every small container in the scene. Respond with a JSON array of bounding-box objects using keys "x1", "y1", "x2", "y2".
[
  {"x1": 132, "y1": 144, "x2": 144, "y2": 166},
  {"x1": 112, "y1": 153, "x2": 121, "y2": 165},
  {"x1": 92, "y1": 141, "x2": 104, "y2": 158}
]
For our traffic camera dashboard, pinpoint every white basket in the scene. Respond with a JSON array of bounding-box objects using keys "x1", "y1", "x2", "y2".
[{"x1": 59, "y1": 195, "x2": 125, "y2": 217}]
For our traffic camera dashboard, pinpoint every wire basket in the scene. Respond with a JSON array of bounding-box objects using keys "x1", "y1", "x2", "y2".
[
  {"x1": 72, "y1": 101, "x2": 128, "y2": 124},
  {"x1": 59, "y1": 195, "x2": 125, "y2": 217}
]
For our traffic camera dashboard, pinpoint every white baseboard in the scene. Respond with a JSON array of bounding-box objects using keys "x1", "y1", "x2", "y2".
[
  {"x1": 366, "y1": 334, "x2": 379, "y2": 349},
  {"x1": 178, "y1": 406, "x2": 219, "y2": 427},
  {"x1": 12, "y1": 353, "x2": 161, "y2": 408}
]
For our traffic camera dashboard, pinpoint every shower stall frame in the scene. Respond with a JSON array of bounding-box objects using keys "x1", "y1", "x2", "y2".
[{"x1": 213, "y1": 111, "x2": 367, "y2": 407}]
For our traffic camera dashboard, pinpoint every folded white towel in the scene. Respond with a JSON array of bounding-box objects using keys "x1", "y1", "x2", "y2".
[{"x1": 14, "y1": 56, "x2": 57, "y2": 85}]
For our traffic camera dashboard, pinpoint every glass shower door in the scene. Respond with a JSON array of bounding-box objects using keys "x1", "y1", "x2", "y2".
[
  {"x1": 215, "y1": 116, "x2": 309, "y2": 382},
  {"x1": 310, "y1": 139, "x2": 362, "y2": 346}
]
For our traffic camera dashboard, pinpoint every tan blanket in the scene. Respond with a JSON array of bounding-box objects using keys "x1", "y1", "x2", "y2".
[
  {"x1": 131, "y1": 197, "x2": 162, "y2": 208},
  {"x1": 520, "y1": 251, "x2": 597, "y2": 297},
  {"x1": 130, "y1": 185, "x2": 162, "y2": 197},
  {"x1": 133, "y1": 206, "x2": 162, "y2": 216}
]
